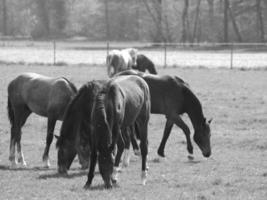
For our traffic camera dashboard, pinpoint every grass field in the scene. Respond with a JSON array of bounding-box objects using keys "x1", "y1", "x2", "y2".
[{"x1": 0, "y1": 64, "x2": 266, "y2": 200}]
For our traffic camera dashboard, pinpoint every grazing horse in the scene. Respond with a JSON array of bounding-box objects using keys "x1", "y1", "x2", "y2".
[
  {"x1": 56, "y1": 80, "x2": 139, "y2": 174},
  {"x1": 106, "y1": 48, "x2": 138, "y2": 77},
  {"x1": 133, "y1": 54, "x2": 158, "y2": 74},
  {"x1": 7, "y1": 73, "x2": 77, "y2": 168},
  {"x1": 56, "y1": 80, "x2": 107, "y2": 174},
  {"x1": 84, "y1": 75, "x2": 150, "y2": 189},
  {"x1": 116, "y1": 70, "x2": 212, "y2": 159}
]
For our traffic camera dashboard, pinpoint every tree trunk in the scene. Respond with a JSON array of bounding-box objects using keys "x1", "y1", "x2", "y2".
[
  {"x1": 104, "y1": 0, "x2": 110, "y2": 41},
  {"x1": 141, "y1": 0, "x2": 165, "y2": 42},
  {"x1": 2, "y1": 0, "x2": 7, "y2": 35},
  {"x1": 207, "y1": 0, "x2": 214, "y2": 28},
  {"x1": 181, "y1": 0, "x2": 189, "y2": 43},
  {"x1": 136, "y1": 0, "x2": 140, "y2": 40},
  {"x1": 36, "y1": 0, "x2": 50, "y2": 37},
  {"x1": 157, "y1": 0, "x2": 163, "y2": 41},
  {"x1": 256, "y1": 0, "x2": 265, "y2": 42},
  {"x1": 228, "y1": 6, "x2": 243, "y2": 42},
  {"x1": 192, "y1": 0, "x2": 201, "y2": 42},
  {"x1": 224, "y1": 0, "x2": 229, "y2": 42}
]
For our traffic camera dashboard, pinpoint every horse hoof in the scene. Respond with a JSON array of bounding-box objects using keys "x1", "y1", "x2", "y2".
[
  {"x1": 187, "y1": 154, "x2": 194, "y2": 160},
  {"x1": 43, "y1": 160, "x2": 51, "y2": 168},
  {"x1": 111, "y1": 178, "x2": 117, "y2": 184},
  {"x1": 20, "y1": 161, "x2": 27, "y2": 167},
  {"x1": 112, "y1": 167, "x2": 120, "y2": 183},
  {"x1": 122, "y1": 149, "x2": 131, "y2": 168},
  {"x1": 157, "y1": 150, "x2": 165, "y2": 158},
  {"x1": 83, "y1": 183, "x2": 90, "y2": 190},
  {"x1": 134, "y1": 149, "x2": 141, "y2": 156},
  {"x1": 10, "y1": 161, "x2": 17, "y2": 169},
  {"x1": 141, "y1": 170, "x2": 148, "y2": 185}
]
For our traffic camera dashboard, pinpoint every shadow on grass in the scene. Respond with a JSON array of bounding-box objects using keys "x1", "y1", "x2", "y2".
[
  {"x1": 184, "y1": 160, "x2": 202, "y2": 165},
  {"x1": 85, "y1": 183, "x2": 120, "y2": 191},
  {"x1": 38, "y1": 170, "x2": 99, "y2": 180},
  {"x1": 0, "y1": 164, "x2": 55, "y2": 171}
]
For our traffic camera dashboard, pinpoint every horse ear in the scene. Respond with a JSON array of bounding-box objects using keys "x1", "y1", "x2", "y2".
[
  {"x1": 208, "y1": 118, "x2": 213, "y2": 124},
  {"x1": 54, "y1": 135, "x2": 60, "y2": 140}
]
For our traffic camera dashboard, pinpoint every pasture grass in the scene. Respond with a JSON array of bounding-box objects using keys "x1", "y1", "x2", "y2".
[{"x1": 0, "y1": 64, "x2": 266, "y2": 199}]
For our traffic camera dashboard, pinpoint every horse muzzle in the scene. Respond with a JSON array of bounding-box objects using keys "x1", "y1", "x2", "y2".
[{"x1": 202, "y1": 150, "x2": 211, "y2": 158}]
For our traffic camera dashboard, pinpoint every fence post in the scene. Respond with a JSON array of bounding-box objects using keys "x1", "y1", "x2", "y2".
[
  {"x1": 53, "y1": 40, "x2": 56, "y2": 65},
  {"x1": 164, "y1": 42, "x2": 167, "y2": 68},
  {"x1": 107, "y1": 41, "x2": 110, "y2": 57},
  {"x1": 230, "y1": 42, "x2": 233, "y2": 69}
]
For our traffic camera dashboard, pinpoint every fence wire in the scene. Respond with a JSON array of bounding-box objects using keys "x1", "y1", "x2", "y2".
[{"x1": 0, "y1": 40, "x2": 266, "y2": 69}]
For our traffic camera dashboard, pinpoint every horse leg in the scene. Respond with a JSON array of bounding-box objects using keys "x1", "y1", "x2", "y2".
[
  {"x1": 172, "y1": 116, "x2": 193, "y2": 159},
  {"x1": 42, "y1": 117, "x2": 56, "y2": 168},
  {"x1": 138, "y1": 123, "x2": 148, "y2": 185},
  {"x1": 157, "y1": 118, "x2": 174, "y2": 157},
  {"x1": 9, "y1": 124, "x2": 18, "y2": 168},
  {"x1": 111, "y1": 133, "x2": 124, "y2": 184},
  {"x1": 130, "y1": 125, "x2": 140, "y2": 156},
  {"x1": 17, "y1": 107, "x2": 31, "y2": 167},
  {"x1": 9, "y1": 106, "x2": 31, "y2": 168},
  {"x1": 122, "y1": 127, "x2": 131, "y2": 168},
  {"x1": 84, "y1": 149, "x2": 97, "y2": 189}
]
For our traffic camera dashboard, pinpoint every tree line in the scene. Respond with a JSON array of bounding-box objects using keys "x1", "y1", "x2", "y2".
[{"x1": 0, "y1": 0, "x2": 266, "y2": 42}]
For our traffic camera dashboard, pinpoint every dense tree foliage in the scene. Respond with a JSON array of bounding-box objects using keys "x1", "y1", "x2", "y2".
[{"x1": 0, "y1": 0, "x2": 266, "y2": 42}]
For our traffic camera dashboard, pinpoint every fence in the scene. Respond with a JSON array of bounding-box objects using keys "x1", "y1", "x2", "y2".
[{"x1": 0, "y1": 40, "x2": 266, "y2": 69}]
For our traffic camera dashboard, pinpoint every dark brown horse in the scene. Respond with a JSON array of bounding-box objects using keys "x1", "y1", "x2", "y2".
[
  {"x1": 7, "y1": 73, "x2": 77, "y2": 168},
  {"x1": 133, "y1": 54, "x2": 158, "y2": 74},
  {"x1": 56, "y1": 80, "x2": 140, "y2": 174},
  {"x1": 116, "y1": 70, "x2": 212, "y2": 159},
  {"x1": 56, "y1": 80, "x2": 107, "y2": 174},
  {"x1": 84, "y1": 75, "x2": 150, "y2": 188}
]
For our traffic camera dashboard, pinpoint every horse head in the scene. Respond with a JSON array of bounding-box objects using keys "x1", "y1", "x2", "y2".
[
  {"x1": 125, "y1": 48, "x2": 138, "y2": 67},
  {"x1": 193, "y1": 118, "x2": 212, "y2": 157},
  {"x1": 56, "y1": 135, "x2": 76, "y2": 174}
]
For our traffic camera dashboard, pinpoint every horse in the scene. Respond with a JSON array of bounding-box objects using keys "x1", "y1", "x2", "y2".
[
  {"x1": 84, "y1": 75, "x2": 150, "y2": 189},
  {"x1": 56, "y1": 80, "x2": 140, "y2": 174},
  {"x1": 7, "y1": 72, "x2": 77, "y2": 168},
  {"x1": 56, "y1": 80, "x2": 107, "y2": 174},
  {"x1": 106, "y1": 48, "x2": 138, "y2": 77},
  {"x1": 116, "y1": 70, "x2": 212, "y2": 159},
  {"x1": 133, "y1": 54, "x2": 158, "y2": 74}
]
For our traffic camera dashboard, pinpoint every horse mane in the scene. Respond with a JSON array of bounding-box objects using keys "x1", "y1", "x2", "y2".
[
  {"x1": 56, "y1": 81, "x2": 105, "y2": 148},
  {"x1": 56, "y1": 86, "x2": 86, "y2": 148},
  {"x1": 182, "y1": 85, "x2": 205, "y2": 129}
]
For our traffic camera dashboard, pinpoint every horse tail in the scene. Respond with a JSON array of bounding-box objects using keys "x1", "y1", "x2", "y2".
[
  {"x1": 7, "y1": 97, "x2": 15, "y2": 127},
  {"x1": 62, "y1": 77, "x2": 78, "y2": 93}
]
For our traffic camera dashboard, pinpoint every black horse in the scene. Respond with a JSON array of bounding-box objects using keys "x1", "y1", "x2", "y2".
[
  {"x1": 84, "y1": 75, "x2": 150, "y2": 188},
  {"x1": 56, "y1": 76, "x2": 150, "y2": 188},
  {"x1": 56, "y1": 80, "x2": 139, "y2": 174},
  {"x1": 56, "y1": 80, "x2": 107, "y2": 174},
  {"x1": 133, "y1": 54, "x2": 158, "y2": 74},
  {"x1": 116, "y1": 70, "x2": 212, "y2": 159}
]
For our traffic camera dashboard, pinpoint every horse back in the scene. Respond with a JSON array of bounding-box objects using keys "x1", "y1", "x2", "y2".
[
  {"x1": 143, "y1": 75, "x2": 186, "y2": 114},
  {"x1": 8, "y1": 73, "x2": 76, "y2": 119},
  {"x1": 107, "y1": 75, "x2": 150, "y2": 127}
]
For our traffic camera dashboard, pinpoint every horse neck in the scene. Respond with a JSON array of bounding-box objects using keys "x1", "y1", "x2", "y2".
[{"x1": 184, "y1": 87, "x2": 205, "y2": 131}]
